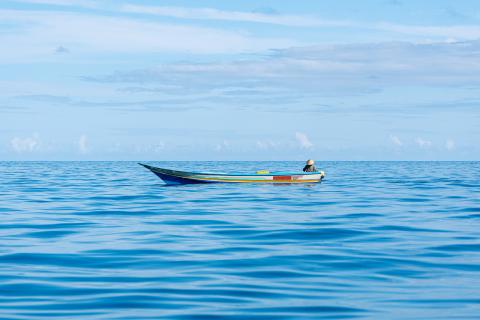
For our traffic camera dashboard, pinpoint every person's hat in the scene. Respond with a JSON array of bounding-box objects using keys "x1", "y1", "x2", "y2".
[{"x1": 306, "y1": 159, "x2": 314, "y2": 165}]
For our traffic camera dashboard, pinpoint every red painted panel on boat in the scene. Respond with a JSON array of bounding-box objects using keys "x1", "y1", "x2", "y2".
[{"x1": 273, "y1": 176, "x2": 292, "y2": 181}]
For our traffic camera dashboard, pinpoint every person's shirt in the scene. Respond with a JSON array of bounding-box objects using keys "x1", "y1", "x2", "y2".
[{"x1": 303, "y1": 164, "x2": 317, "y2": 172}]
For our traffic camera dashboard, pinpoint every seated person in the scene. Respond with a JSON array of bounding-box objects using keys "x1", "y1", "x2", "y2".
[{"x1": 303, "y1": 159, "x2": 317, "y2": 172}]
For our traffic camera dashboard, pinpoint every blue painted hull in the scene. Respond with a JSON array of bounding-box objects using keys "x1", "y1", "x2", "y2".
[
  {"x1": 140, "y1": 163, "x2": 325, "y2": 185},
  {"x1": 151, "y1": 170, "x2": 214, "y2": 184}
]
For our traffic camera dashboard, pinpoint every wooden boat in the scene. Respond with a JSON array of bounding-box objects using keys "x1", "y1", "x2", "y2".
[{"x1": 139, "y1": 163, "x2": 325, "y2": 185}]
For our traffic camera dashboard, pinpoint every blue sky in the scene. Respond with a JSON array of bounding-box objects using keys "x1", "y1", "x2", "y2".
[{"x1": 1, "y1": 0, "x2": 479, "y2": 160}]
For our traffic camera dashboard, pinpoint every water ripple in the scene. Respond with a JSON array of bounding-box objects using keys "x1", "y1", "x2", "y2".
[{"x1": 1, "y1": 161, "x2": 479, "y2": 319}]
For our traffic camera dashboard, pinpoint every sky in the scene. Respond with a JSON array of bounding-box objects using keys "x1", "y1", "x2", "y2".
[{"x1": 1, "y1": 0, "x2": 479, "y2": 160}]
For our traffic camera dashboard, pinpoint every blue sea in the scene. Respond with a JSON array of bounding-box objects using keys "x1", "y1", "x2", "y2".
[{"x1": 1, "y1": 161, "x2": 479, "y2": 319}]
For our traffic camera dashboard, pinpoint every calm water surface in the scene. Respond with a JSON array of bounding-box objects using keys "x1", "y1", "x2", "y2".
[{"x1": 1, "y1": 161, "x2": 479, "y2": 319}]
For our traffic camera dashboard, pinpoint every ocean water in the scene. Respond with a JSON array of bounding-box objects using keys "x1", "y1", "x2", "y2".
[{"x1": 1, "y1": 161, "x2": 479, "y2": 320}]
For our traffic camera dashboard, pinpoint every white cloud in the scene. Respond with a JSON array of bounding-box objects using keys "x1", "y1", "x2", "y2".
[
  {"x1": 78, "y1": 134, "x2": 88, "y2": 154},
  {"x1": 9, "y1": 2, "x2": 480, "y2": 42},
  {"x1": 379, "y1": 23, "x2": 480, "y2": 41},
  {"x1": 415, "y1": 137, "x2": 432, "y2": 148},
  {"x1": 10, "y1": 133, "x2": 40, "y2": 153},
  {"x1": 90, "y1": 40, "x2": 480, "y2": 94},
  {"x1": 390, "y1": 135, "x2": 403, "y2": 146},
  {"x1": 152, "y1": 142, "x2": 165, "y2": 153},
  {"x1": 445, "y1": 138, "x2": 455, "y2": 151},
  {"x1": 121, "y1": 4, "x2": 349, "y2": 28},
  {"x1": 295, "y1": 132, "x2": 313, "y2": 149},
  {"x1": 120, "y1": 5, "x2": 480, "y2": 40},
  {"x1": 2, "y1": 5, "x2": 480, "y2": 65},
  {"x1": 215, "y1": 140, "x2": 230, "y2": 151},
  {"x1": 256, "y1": 140, "x2": 280, "y2": 150},
  {"x1": 0, "y1": 9, "x2": 295, "y2": 62},
  {"x1": 132, "y1": 142, "x2": 166, "y2": 154},
  {"x1": 12, "y1": 0, "x2": 99, "y2": 7}
]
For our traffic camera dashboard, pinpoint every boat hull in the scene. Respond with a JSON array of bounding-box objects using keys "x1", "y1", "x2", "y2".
[{"x1": 140, "y1": 164, "x2": 325, "y2": 185}]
